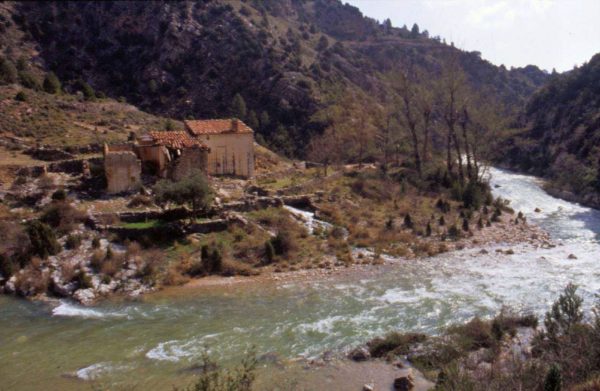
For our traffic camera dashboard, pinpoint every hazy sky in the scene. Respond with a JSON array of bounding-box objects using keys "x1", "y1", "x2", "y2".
[{"x1": 344, "y1": 0, "x2": 600, "y2": 72}]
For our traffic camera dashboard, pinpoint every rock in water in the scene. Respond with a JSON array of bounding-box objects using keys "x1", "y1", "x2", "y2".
[
  {"x1": 394, "y1": 375, "x2": 414, "y2": 391},
  {"x1": 363, "y1": 384, "x2": 374, "y2": 391},
  {"x1": 348, "y1": 346, "x2": 371, "y2": 361}
]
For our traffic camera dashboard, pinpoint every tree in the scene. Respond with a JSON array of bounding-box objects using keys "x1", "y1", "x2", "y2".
[
  {"x1": 544, "y1": 283, "x2": 583, "y2": 342},
  {"x1": 0, "y1": 57, "x2": 17, "y2": 84},
  {"x1": 26, "y1": 221, "x2": 61, "y2": 259},
  {"x1": 164, "y1": 118, "x2": 175, "y2": 131},
  {"x1": 246, "y1": 110, "x2": 259, "y2": 130},
  {"x1": 231, "y1": 93, "x2": 247, "y2": 120},
  {"x1": 316, "y1": 35, "x2": 329, "y2": 51},
  {"x1": 154, "y1": 170, "x2": 214, "y2": 221},
  {"x1": 259, "y1": 111, "x2": 270, "y2": 130},
  {"x1": 307, "y1": 126, "x2": 340, "y2": 176},
  {"x1": 411, "y1": 23, "x2": 420, "y2": 38},
  {"x1": 43, "y1": 72, "x2": 61, "y2": 94}
]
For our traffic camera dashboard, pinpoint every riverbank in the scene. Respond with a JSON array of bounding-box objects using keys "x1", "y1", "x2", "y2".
[{"x1": 170, "y1": 211, "x2": 553, "y2": 293}]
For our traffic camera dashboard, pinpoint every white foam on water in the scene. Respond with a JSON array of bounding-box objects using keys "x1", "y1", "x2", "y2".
[
  {"x1": 76, "y1": 362, "x2": 125, "y2": 381},
  {"x1": 52, "y1": 301, "x2": 127, "y2": 319},
  {"x1": 146, "y1": 333, "x2": 221, "y2": 362}
]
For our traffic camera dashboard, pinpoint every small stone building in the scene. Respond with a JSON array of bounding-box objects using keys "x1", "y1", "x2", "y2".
[
  {"x1": 103, "y1": 144, "x2": 142, "y2": 194},
  {"x1": 104, "y1": 132, "x2": 209, "y2": 194},
  {"x1": 185, "y1": 119, "x2": 254, "y2": 178},
  {"x1": 137, "y1": 131, "x2": 209, "y2": 180}
]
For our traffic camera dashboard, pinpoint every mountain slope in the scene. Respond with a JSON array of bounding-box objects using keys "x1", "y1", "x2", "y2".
[
  {"x1": 500, "y1": 53, "x2": 600, "y2": 206},
  {"x1": 3, "y1": 0, "x2": 548, "y2": 155}
]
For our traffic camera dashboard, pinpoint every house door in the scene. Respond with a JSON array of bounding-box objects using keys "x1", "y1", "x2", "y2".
[{"x1": 215, "y1": 146, "x2": 227, "y2": 175}]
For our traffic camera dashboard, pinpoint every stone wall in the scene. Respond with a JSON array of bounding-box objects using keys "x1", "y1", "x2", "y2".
[
  {"x1": 104, "y1": 151, "x2": 141, "y2": 194},
  {"x1": 168, "y1": 147, "x2": 208, "y2": 181}
]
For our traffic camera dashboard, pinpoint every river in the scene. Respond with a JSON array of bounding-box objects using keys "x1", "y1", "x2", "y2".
[{"x1": 1, "y1": 167, "x2": 600, "y2": 390}]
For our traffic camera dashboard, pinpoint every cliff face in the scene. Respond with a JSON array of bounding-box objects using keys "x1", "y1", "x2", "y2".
[
  {"x1": 5, "y1": 0, "x2": 548, "y2": 155},
  {"x1": 500, "y1": 53, "x2": 600, "y2": 206}
]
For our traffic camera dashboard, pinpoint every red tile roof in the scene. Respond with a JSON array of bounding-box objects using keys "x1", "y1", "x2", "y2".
[
  {"x1": 141, "y1": 131, "x2": 208, "y2": 149},
  {"x1": 184, "y1": 119, "x2": 253, "y2": 136}
]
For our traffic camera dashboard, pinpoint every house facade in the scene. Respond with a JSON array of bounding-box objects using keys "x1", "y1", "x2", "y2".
[{"x1": 184, "y1": 119, "x2": 254, "y2": 178}]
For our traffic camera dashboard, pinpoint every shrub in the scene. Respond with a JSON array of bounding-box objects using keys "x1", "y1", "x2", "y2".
[
  {"x1": 106, "y1": 246, "x2": 114, "y2": 260},
  {"x1": 26, "y1": 220, "x2": 61, "y2": 259},
  {"x1": 0, "y1": 57, "x2": 17, "y2": 84},
  {"x1": 180, "y1": 348, "x2": 257, "y2": 391},
  {"x1": 91, "y1": 237, "x2": 101, "y2": 249},
  {"x1": 18, "y1": 70, "x2": 40, "y2": 90},
  {"x1": 14, "y1": 90, "x2": 28, "y2": 102},
  {"x1": 269, "y1": 230, "x2": 293, "y2": 255},
  {"x1": 448, "y1": 224, "x2": 461, "y2": 240},
  {"x1": 51, "y1": 189, "x2": 67, "y2": 201},
  {"x1": 439, "y1": 215, "x2": 445, "y2": 226},
  {"x1": 403, "y1": 213, "x2": 413, "y2": 229},
  {"x1": 41, "y1": 202, "x2": 86, "y2": 234},
  {"x1": 43, "y1": 71, "x2": 61, "y2": 94},
  {"x1": 0, "y1": 253, "x2": 15, "y2": 278},
  {"x1": 544, "y1": 364, "x2": 562, "y2": 391},
  {"x1": 74, "y1": 270, "x2": 93, "y2": 289},
  {"x1": 368, "y1": 332, "x2": 427, "y2": 358},
  {"x1": 264, "y1": 240, "x2": 275, "y2": 263},
  {"x1": 544, "y1": 283, "x2": 583, "y2": 341},
  {"x1": 449, "y1": 317, "x2": 494, "y2": 350},
  {"x1": 426, "y1": 222, "x2": 432, "y2": 237},
  {"x1": 462, "y1": 217, "x2": 469, "y2": 232},
  {"x1": 65, "y1": 234, "x2": 82, "y2": 250},
  {"x1": 201, "y1": 244, "x2": 223, "y2": 274}
]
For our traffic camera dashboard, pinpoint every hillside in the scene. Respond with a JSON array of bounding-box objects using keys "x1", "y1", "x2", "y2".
[
  {"x1": 1, "y1": 0, "x2": 548, "y2": 156},
  {"x1": 499, "y1": 53, "x2": 600, "y2": 207}
]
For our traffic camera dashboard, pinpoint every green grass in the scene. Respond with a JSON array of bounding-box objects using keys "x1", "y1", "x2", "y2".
[{"x1": 119, "y1": 220, "x2": 163, "y2": 229}]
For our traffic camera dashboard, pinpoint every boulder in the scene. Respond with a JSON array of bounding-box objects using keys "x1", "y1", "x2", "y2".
[
  {"x1": 73, "y1": 288, "x2": 96, "y2": 305},
  {"x1": 348, "y1": 346, "x2": 371, "y2": 361},
  {"x1": 393, "y1": 374, "x2": 414, "y2": 391},
  {"x1": 534, "y1": 207, "x2": 542, "y2": 213},
  {"x1": 567, "y1": 254, "x2": 578, "y2": 260},
  {"x1": 363, "y1": 384, "x2": 374, "y2": 391}
]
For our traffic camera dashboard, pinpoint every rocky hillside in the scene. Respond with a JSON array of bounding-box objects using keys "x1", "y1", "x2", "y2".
[
  {"x1": 500, "y1": 53, "x2": 600, "y2": 206},
  {"x1": 1, "y1": 0, "x2": 548, "y2": 156}
]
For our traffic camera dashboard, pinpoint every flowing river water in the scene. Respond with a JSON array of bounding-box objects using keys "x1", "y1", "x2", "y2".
[{"x1": 1, "y1": 168, "x2": 600, "y2": 390}]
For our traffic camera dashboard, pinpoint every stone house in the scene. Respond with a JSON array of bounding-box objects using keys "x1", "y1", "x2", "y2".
[
  {"x1": 103, "y1": 118, "x2": 254, "y2": 193},
  {"x1": 184, "y1": 119, "x2": 254, "y2": 178},
  {"x1": 104, "y1": 131, "x2": 209, "y2": 193}
]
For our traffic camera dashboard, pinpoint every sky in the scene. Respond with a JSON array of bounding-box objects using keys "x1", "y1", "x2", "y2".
[{"x1": 344, "y1": 0, "x2": 600, "y2": 72}]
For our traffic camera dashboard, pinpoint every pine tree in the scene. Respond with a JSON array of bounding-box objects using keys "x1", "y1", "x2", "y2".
[
  {"x1": 231, "y1": 93, "x2": 247, "y2": 120},
  {"x1": 0, "y1": 57, "x2": 17, "y2": 84}
]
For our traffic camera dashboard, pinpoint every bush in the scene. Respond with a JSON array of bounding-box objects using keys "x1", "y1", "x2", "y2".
[
  {"x1": 179, "y1": 348, "x2": 257, "y2": 391},
  {"x1": 43, "y1": 72, "x2": 61, "y2": 94},
  {"x1": 449, "y1": 317, "x2": 494, "y2": 350},
  {"x1": 14, "y1": 91, "x2": 27, "y2": 101},
  {"x1": 65, "y1": 234, "x2": 82, "y2": 250},
  {"x1": 0, "y1": 253, "x2": 15, "y2": 278},
  {"x1": 368, "y1": 332, "x2": 427, "y2": 358},
  {"x1": 74, "y1": 270, "x2": 93, "y2": 289},
  {"x1": 91, "y1": 236, "x2": 101, "y2": 249},
  {"x1": 403, "y1": 213, "x2": 413, "y2": 229},
  {"x1": 40, "y1": 202, "x2": 86, "y2": 234},
  {"x1": 448, "y1": 224, "x2": 461, "y2": 240},
  {"x1": 0, "y1": 57, "x2": 17, "y2": 84},
  {"x1": 26, "y1": 220, "x2": 61, "y2": 259},
  {"x1": 201, "y1": 244, "x2": 223, "y2": 274},
  {"x1": 264, "y1": 240, "x2": 275, "y2": 263},
  {"x1": 269, "y1": 230, "x2": 293, "y2": 256},
  {"x1": 544, "y1": 364, "x2": 562, "y2": 391},
  {"x1": 18, "y1": 70, "x2": 40, "y2": 90},
  {"x1": 51, "y1": 189, "x2": 67, "y2": 201}
]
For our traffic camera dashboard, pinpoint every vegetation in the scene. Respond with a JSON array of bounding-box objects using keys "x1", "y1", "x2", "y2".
[
  {"x1": 501, "y1": 53, "x2": 600, "y2": 204},
  {"x1": 178, "y1": 348, "x2": 257, "y2": 391},
  {"x1": 154, "y1": 170, "x2": 214, "y2": 221}
]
